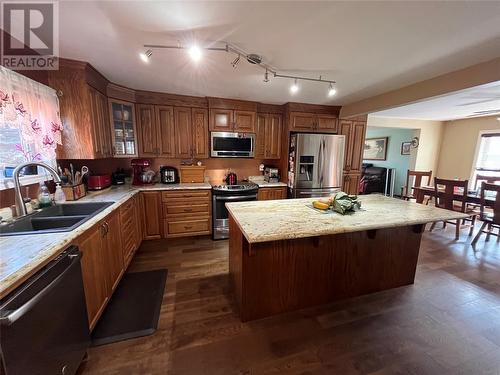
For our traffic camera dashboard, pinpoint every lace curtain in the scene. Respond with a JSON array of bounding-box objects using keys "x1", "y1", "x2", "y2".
[{"x1": 0, "y1": 66, "x2": 62, "y2": 175}]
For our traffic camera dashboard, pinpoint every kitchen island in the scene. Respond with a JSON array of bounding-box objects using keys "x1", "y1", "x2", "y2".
[{"x1": 226, "y1": 195, "x2": 468, "y2": 321}]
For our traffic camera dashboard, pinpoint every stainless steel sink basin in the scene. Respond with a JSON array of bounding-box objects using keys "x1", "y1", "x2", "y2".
[{"x1": 0, "y1": 202, "x2": 114, "y2": 236}]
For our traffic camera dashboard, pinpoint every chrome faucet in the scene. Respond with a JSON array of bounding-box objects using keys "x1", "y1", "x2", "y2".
[{"x1": 13, "y1": 162, "x2": 62, "y2": 217}]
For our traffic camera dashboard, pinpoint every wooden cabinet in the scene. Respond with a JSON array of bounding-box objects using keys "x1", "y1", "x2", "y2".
[
  {"x1": 138, "y1": 104, "x2": 208, "y2": 159},
  {"x1": 141, "y1": 191, "x2": 162, "y2": 239},
  {"x1": 234, "y1": 110, "x2": 256, "y2": 132},
  {"x1": 78, "y1": 224, "x2": 109, "y2": 329},
  {"x1": 109, "y1": 99, "x2": 137, "y2": 157},
  {"x1": 162, "y1": 190, "x2": 211, "y2": 238},
  {"x1": 340, "y1": 120, "x2": 366, "y2": 174},
  {"x1": 77, "y1": 209, "x2": 125, "y2": 330},
  {"x1": 137, "y1": 104, "x2": 158, "y2": 157},
  {"x1": 343, "y1": 173, "x2": 361, "y2": 195},
  {"x1": 258, "y1": 187, "x2": 287, "y2": 200},
  {"x1": 46, "y1": 61, "x2": 112, "y2": 159},
  {"x1": 255, "y1": 113, "x2": 282, "y2": 159},
  {"x1": 120, "y1": 196, "x2": 140, "y2": 267},
  {"x1": 209, "y1": 109, "x2": 233, "y2": 131},
  {"x1": 102, "y1": 210, "x2": 124, "y2": 293},
  {"x1": 289, "y1": 112, "x2": 338, "y2": 133},
  {"x1": 209, "y1": 108, "x2": 255, "y2": 132},
  {"x1": 156, "y1": 106, "x2": 175, "y2": 157},
  {"x1": 174, "y1": 107, "x2": 192, "y2": 158}
]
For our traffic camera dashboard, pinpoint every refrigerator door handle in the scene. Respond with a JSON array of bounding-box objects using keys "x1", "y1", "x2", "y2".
[{"x1": 317, "y1": 139, "x2": 323, "y2": 187}]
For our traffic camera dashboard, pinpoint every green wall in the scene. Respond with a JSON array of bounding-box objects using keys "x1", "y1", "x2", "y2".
[{"x1": 363, "y1": 127, "x2": 416, "y2": 195}]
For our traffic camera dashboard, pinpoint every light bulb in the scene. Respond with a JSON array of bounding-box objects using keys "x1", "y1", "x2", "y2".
[
  {"x1": 188, "y1": 45, "x2": 202, "y2": 62},
  {"x1": 139, "y1": 49, "x2": 152, "y2": 63},
  {"x1": 328, "y1": 83, "x2": 337, "y2": 97},
  {"x1": 290, "y1": 79, "x2": 299, "y2": 94}
]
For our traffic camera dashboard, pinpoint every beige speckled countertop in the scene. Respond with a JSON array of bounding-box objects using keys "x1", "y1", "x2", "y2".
[
  {"x1": 226, "y1": 194, "x2": 469, "y2": 244},
  {"x1": 248, "y1": 176, "x2": 287, "y2": 188},
  {"x1": 0, "y1": 182, "x2": 211, "y2": 298}
]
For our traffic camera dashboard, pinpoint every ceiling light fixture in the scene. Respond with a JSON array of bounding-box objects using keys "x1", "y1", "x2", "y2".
[
  {"x1": 139, "y1": 49, "x2": 152, "y2": 63},
  {"x1": 231, "y1": 54, "x2": 240, "y2": 68},
  {"x1": 142, "y1": 42, "x2": 337, "y2": 94},
  {"x1": 327, "y1": 82, "x2": 337, "y2": 97},
  {"x1": 188, "y1": 45, "x2": 202, "y2": 62}
]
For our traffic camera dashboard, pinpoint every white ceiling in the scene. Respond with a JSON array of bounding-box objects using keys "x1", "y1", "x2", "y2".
[
  {"x1": 58, "y1": 1, "x2": 500, "y2": 105},
  {"x1": 371, "y1": 81, "x2": 500, "y2": 121}
]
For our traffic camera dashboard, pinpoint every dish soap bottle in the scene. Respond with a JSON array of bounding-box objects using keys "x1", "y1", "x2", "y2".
[
  {"x1": 54, "y1": 184, "x2": 66, "y2": 204},
  {"x1": 38, "y1": 182, "x2": 52, "y2": 208}
]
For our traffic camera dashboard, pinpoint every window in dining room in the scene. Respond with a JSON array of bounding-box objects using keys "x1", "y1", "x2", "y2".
[{"x1": 471, "y1": 131, "x2": 500, "y2": 188}]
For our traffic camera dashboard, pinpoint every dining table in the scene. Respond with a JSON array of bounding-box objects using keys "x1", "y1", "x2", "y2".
[{"x1": 412, "y1": 186, "x2": 495, "y2": 206}]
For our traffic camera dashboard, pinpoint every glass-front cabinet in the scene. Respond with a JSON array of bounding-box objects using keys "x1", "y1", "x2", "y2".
[{"x1": 108, "y1": 100, "x2": 137, "y2": 157}]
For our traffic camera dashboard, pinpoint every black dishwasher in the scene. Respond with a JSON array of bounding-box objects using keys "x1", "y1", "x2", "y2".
[{"x1": 0, "y1": 246, "x2": 90, "y2": 375}]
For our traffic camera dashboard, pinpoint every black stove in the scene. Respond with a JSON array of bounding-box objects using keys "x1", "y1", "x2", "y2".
[{"x1": 212, "y1": 182, "x2": 259, "y2": 240}]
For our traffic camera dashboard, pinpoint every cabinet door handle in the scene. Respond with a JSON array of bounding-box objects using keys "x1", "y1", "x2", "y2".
[
  {"x1": 184, "y1": 208, "x2": 193, "y2": 212},
  {"x1": 100, "y1": 223, "x2": 106, "y2": 237},
  {"x1": 184, "y1": 226, "x2": 193, "y2": 230}
]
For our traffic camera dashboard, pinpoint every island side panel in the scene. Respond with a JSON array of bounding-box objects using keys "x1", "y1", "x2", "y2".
[
  {"x1": 239, "y1": 225, "x2": 424, "y2": 322},
  {"x1": 228, "y1": 214, "x2": 245, "y2": 312}
]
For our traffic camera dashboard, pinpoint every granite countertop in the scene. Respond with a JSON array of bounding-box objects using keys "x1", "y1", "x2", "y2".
[
  {"x1": 247, "y1": 176, "x2": 287, "y2": 188},
  {"x1": 226, "y1": 194, "x2": 470, "y2": 243},
  {"x1": 0, "y1": 182, "x2": 211, "y2": 298}
]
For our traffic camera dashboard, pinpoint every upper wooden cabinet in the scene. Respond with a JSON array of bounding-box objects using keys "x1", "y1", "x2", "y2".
[
  {"x1": 256, "y1": 113, "x2": 282, "y2": 160},
  {"x1": 209, "y1": 109, "x2": 233, "y2": 132},
  {"x1": 234, "y1": 110, "x2": 256, "y2": 132},
  {"x1": 156, "y1": 106, "x2": 175, "y2": 157},
  {"x1": 137, "y1": 104, "x2": 208, "y2": 159},
  {"x1": 289, "y1": 112, "x2": 338, "y2": 133},
  {"x1": 340, "y1": 119, "x2": 366, "y2": 174},
  {"x1": 108, "y1": 99, "x2": 137, "y2": 157},
  {"x1": 137, "y1": 104, "x2": 158, "y2": 157},
  {"x1": 46, "y1": 60, "x2": 112, "y2": 159}
]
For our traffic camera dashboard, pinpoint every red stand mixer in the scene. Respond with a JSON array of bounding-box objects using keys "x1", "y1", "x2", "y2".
[{"x1": 131, "y1": 159, "x2": 155, "y2": 185}]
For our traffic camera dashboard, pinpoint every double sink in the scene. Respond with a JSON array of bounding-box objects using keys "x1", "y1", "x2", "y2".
[{"x1": 0, "y1": 202, "x2": 114, "y2": 236}]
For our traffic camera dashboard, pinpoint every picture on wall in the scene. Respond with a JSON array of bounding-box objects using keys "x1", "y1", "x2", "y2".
[
  {"x1": 363, "y1": 137, "x2": 388, "y2": 160},
  {"x1": 401, "y1": 141, "x2": 412, "y2": 155}
]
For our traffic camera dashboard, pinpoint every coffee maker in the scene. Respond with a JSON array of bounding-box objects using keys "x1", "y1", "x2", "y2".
[{"x1": 131, "y1": 159, "x2": 155, "y2": 185}]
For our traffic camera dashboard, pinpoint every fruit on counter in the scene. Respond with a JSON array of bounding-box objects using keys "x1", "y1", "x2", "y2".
[{"x1": 313, "y1": 201, "x2": 330, "y2": 210}]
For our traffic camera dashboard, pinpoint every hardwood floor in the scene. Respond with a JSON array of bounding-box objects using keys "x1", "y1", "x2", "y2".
[{"x1": 78, "y1": 223, "x2": 500, "y2": 375}]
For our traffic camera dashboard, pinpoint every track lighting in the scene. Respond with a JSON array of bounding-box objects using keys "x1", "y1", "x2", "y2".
[
  {"x1": 139, "y1": 49, "x2": 152, "y2": 63},
  {"x1": 327, "y1": 82, "x2": 337, "y2": 97},
  {"x1": 263, "y1": 69, "x2": 269, "y2": 83},
  {"x1": 290, "y1": 79, "x2": 299, "y2": 94},
  {"x1": 231, "y1": 54, "x2": 240, "y2": 68},
  {"x1": 188, "y1": 45, "x2": 202, "y2": 62}
]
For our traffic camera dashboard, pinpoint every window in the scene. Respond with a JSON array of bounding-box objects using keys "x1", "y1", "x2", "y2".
[
  {"x1": 471, "y1": 131, "x2": 500, "y2": 189},
  {"x1": 0, "y1": 66, "x2": 62, "y2": 189}
]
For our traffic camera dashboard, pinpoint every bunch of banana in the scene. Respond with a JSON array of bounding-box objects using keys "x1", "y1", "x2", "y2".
[{"x1": 312, "y1": 192, "x2": 361, "y2": 214}]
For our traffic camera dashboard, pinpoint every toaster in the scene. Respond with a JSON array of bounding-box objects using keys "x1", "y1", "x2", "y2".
[{"x1": 87, "y1": 174, "x2": 112, "y2": 190}]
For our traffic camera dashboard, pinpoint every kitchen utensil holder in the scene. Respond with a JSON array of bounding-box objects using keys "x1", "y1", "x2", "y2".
[{"x1": 62, "y1": 183, "x2": 87, "y2": 201}]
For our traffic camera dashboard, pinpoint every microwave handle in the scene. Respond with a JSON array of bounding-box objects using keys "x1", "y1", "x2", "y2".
[{"x1": 215, "y1": 195, "x2": 258, "y2": 201}]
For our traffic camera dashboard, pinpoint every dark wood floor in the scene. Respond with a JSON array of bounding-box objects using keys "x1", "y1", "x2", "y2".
[{"x1": 79, "y1": 223, "x2": 500, "y2": 375}]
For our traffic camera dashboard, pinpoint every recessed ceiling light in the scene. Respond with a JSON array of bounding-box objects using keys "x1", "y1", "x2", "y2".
[
  {"x1": 327, "y1": 83, "x2": 337, "y2": 97},
  {"x1": 139, "y1": 49, "x2": 152, "y2": 63},
  {"x1": 188, "y1": 45, "x2": 202, "y2": 62},
  {"x1": 290, "y1": 79, "x2": 299, "y2": 94}
]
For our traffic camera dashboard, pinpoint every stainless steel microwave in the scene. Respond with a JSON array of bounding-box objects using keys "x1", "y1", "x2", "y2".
[{"x1": 210, "y1": 132, "x2": 255, "y2": 158}]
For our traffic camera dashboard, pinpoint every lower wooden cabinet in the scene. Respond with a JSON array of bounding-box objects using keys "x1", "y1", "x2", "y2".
[
  {"x1": 343, "y1": 173, "x2": 361, "y2": 195},
  {"x1": 120, "y1": 196, "x2": 141, "y2": 267},
  {"x1": 162, "y1": 189, "x2": 212, "y2": 238},
  {"x1": 141, "y1": 191, "x2": 163, "y2": 239},
  {"x1": 77, "y1": 209, "x2": 124, "y2": 330},
  {"x1": 258, "y1": 187, "x2": 287, "y2": 200}
]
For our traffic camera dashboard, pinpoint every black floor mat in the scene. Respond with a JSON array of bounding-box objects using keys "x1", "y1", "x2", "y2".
[{"x1": 91, "y1": 269, "x2": 167, "y2": 346}]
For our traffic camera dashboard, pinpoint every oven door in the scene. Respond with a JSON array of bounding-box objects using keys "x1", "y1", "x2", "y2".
[
  {"x1": 212, "y1": 194, "x2": 257, "y2": 240},
  {"x1": 211, "y1": 132, "x2": 255, "y2": 158}
]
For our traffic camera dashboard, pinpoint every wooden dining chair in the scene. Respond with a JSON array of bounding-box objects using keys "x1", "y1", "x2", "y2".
[
  {"x1": 471, "y1": 182, "x2": 500, "y2": 247},
  {"x1": 429, "y1": 178, "x2": 479, "y2": 239},
  {"x1": 474, "y1": 174, "x2": 500, "y2": 190},
  {"x1": 401, "y1": 170, "x2": 432, "y2": 201}
]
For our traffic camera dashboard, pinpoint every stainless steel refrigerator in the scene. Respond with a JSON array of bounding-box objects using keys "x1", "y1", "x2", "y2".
[{"x1": 288, "y1": 133, "x2": 345, "y2": 198}]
